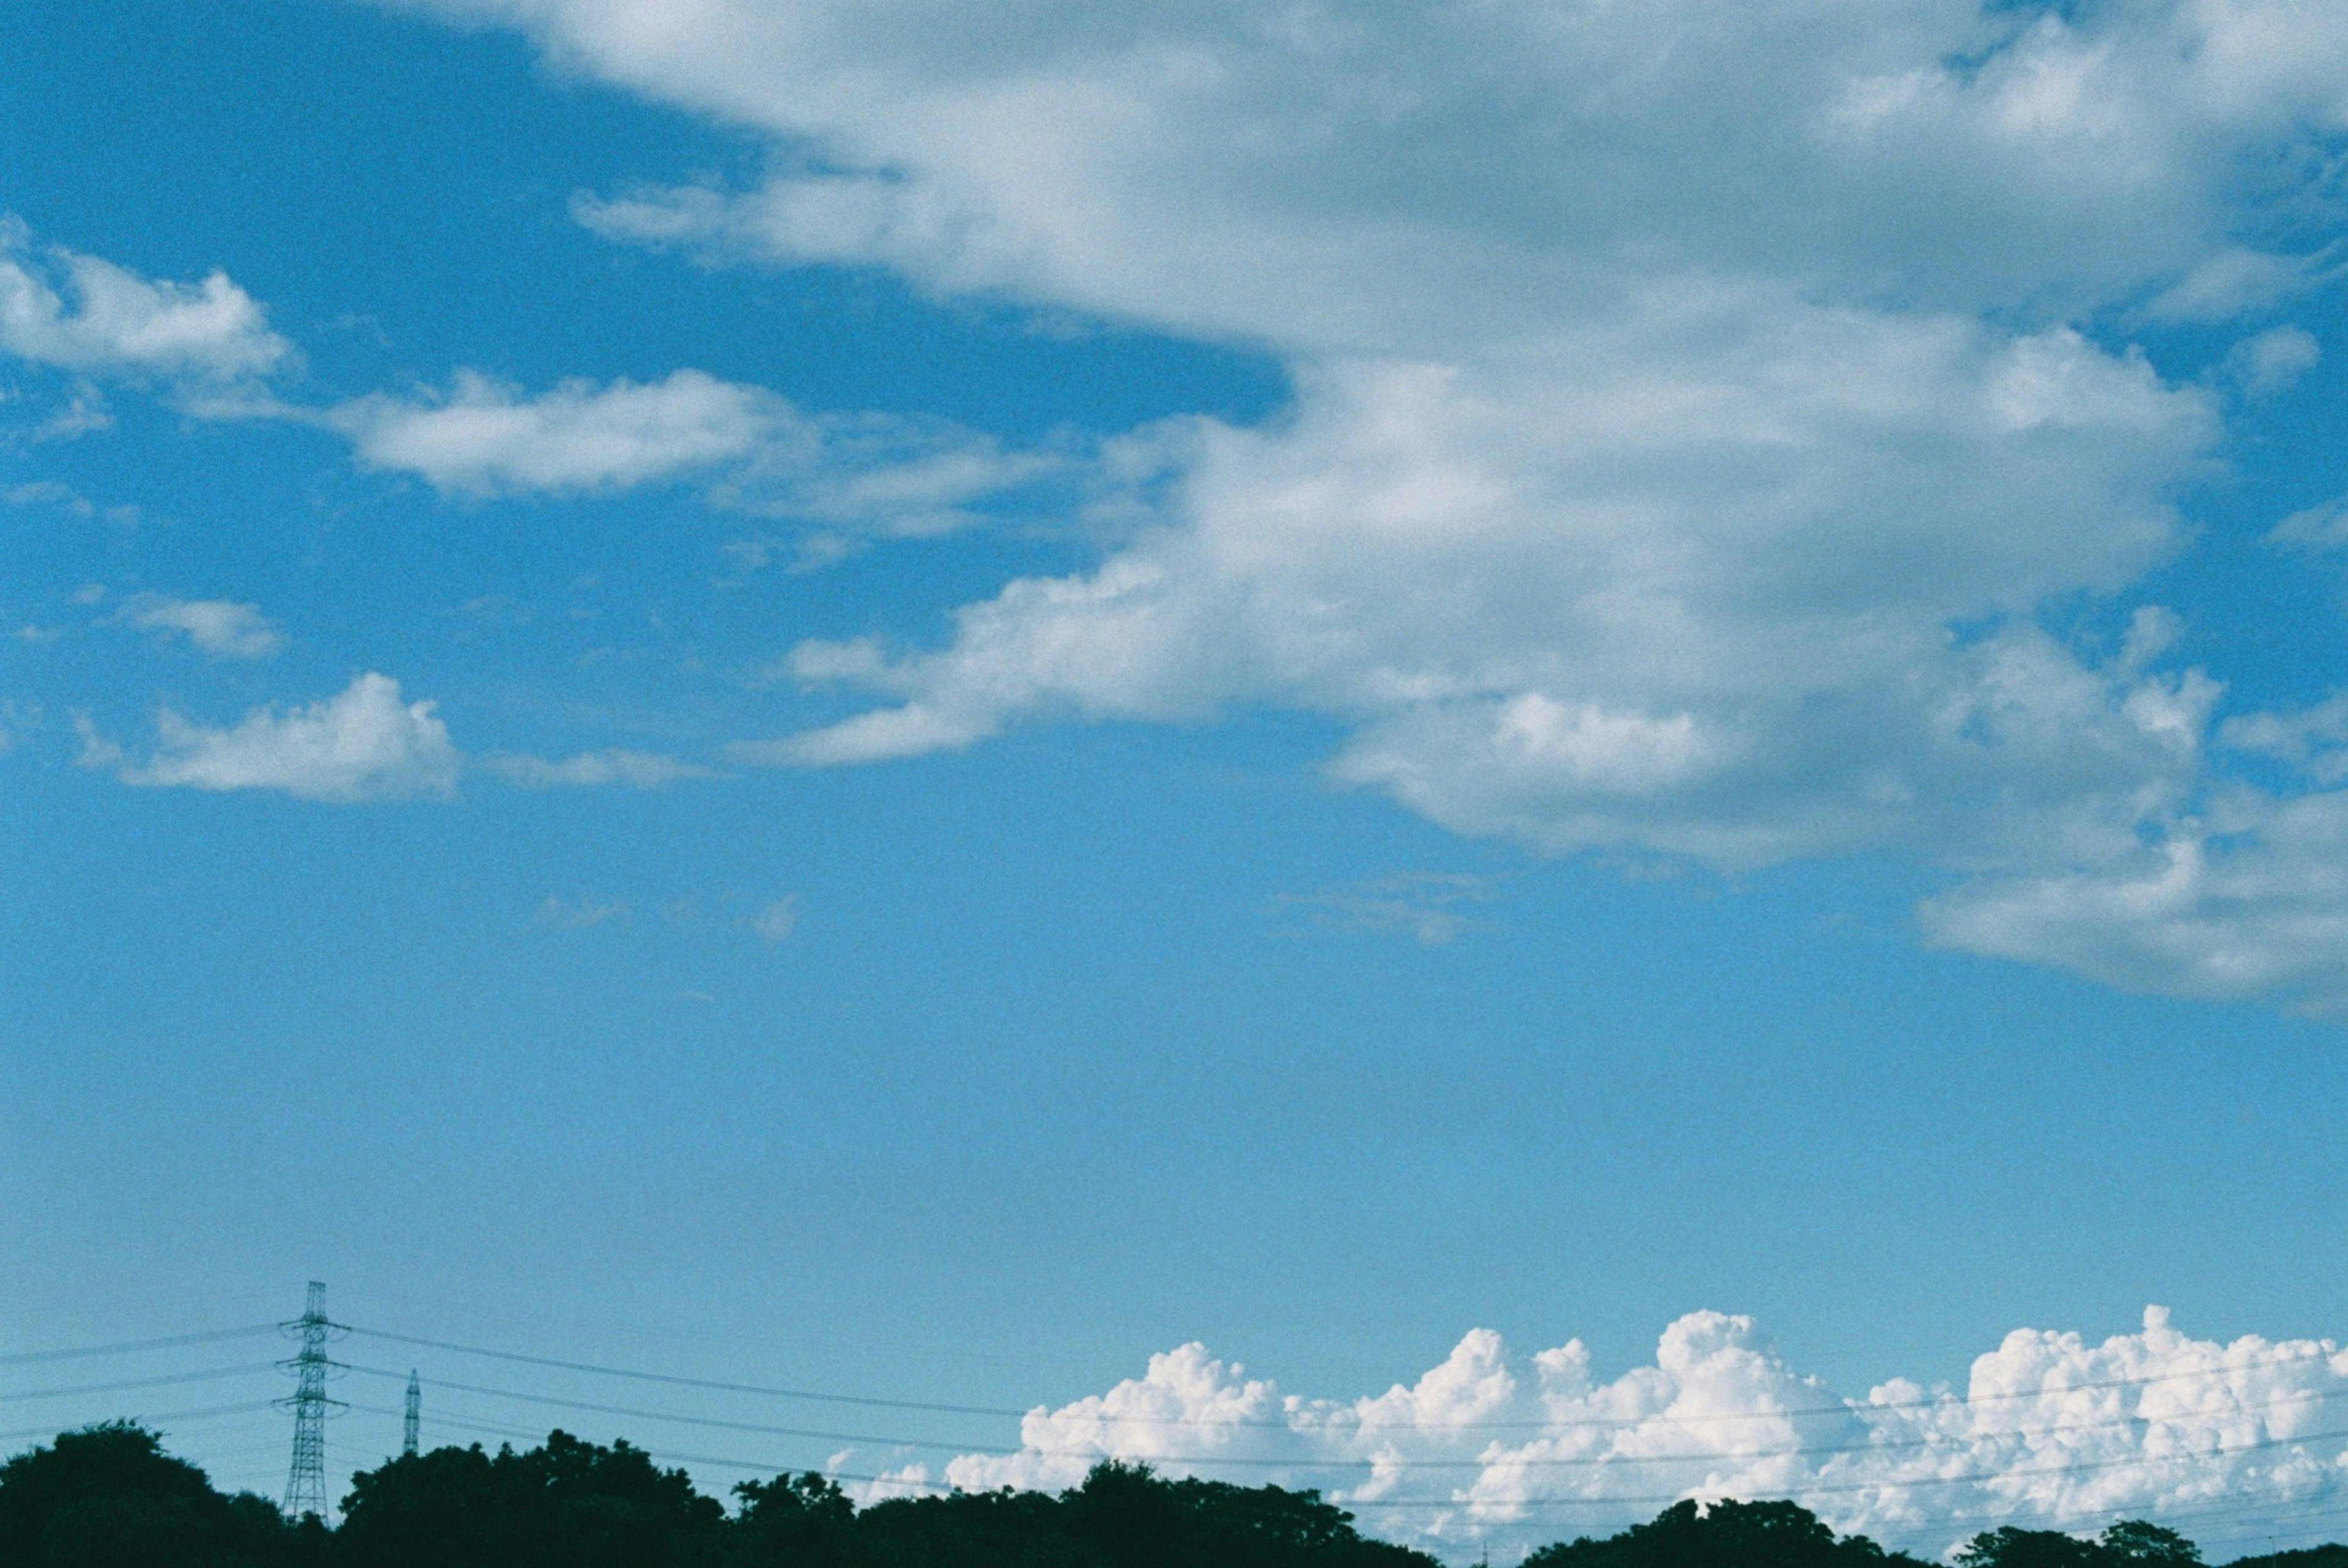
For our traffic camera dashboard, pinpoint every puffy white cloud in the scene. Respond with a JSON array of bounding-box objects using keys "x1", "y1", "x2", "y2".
[
  {"x1": 1921, "y1": 788, "x2": 2348, "y2": 1011},
  {"x1": 122, "y1": 595, "x2": 286, "y2": 660},
  {"x1": 334, "y1": 369, "x2": 773, "y2": 495},
  {"x1": 916, "y1": 1309, "x2": 2348, "y2": 1559},
  {"x1": 484, "y1": 747, "x2": 713, "y2": 788},
  {"x1": 389, "y1": 0, "x2": 2348, "y2": 1003},
  {"x1": 114, "y1": 672, "x2": 460, "y2": 801},
  {"x1": 0, "y1": 216, "x2": 289, "y2": 380},
  {"x1": 768, "y1": 326, "x2": 2215, "y2": 868},
  {"x1": 426, "y1": 0, "x2": 2348, "y2": 349}
]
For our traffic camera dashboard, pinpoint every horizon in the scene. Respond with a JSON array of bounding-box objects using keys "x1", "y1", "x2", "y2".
[{"x1": 5, "y1": 0, "x2": 2348, "y2": 1561}]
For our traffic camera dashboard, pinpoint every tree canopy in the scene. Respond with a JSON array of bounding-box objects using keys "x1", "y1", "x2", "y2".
[
  {"x1": 0, "y1": 1423, "x2": 322, "y2": 1568},
  {"x1": 0, "y1": 1422, "x2": 2336, "y2": 1568}
]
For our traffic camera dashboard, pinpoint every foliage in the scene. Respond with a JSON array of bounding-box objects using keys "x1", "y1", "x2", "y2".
[
  {"x1": 2222, "y1": 1548, "x2": 2348, "y2": 1568},
  {"x1": 0, "y1": 1423, "x2": 320, "y2": 1568},
  {"x1": 334, "y1": 1430, "x2": 725, "y2": 1568},
  {"x1": 841, "y1": 1460, "x2": 1436, "y2": 1568},
  {"x1": 2, "y1": 1423, "x2": 2339, "y2": 1568},
  {"x1": 1524, "y1": 1498, "x2": 1914, "y2": 1568},
  {"x1": 1958, "y1": 1521, "x2": 2203, "y2": 1568}
]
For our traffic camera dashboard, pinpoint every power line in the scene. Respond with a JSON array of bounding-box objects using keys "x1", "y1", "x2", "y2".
[
  {"x1": 343, "y1": 1326, "x2": 1036, "y2": 1421},
  {"x1": 333, "y1": 1360, "x2": 2342, "y2": 1473},
  {"x1": 21, "y1": 1310, "x2": 2347, "y2": 1548},
  {"x1": 333, "y1": 1396, "x2": 2348, "y2": 1550},
  {"x1": 0, "y1": 1400, "x2": 285, "y2": 1446},
  {"x1": 341, "y1": 1324, "x2": 2340, "y2": 1434},
  {"x1": 0, "y1": 1363, "x2": 279, "y2": 1404},
  {"x1": 1327, "y1": 1426, "x2": 2348, "y2": 1508},
  {"x1": 364, "y1": 1391, "x2": 2348, "y2": 1513},
  {"x1": 0, "y1": 1326, "x2": 278, "y2": 1367}
]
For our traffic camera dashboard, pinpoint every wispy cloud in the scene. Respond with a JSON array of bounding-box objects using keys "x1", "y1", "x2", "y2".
[
  {"x1": 749, "y1": 896, "x2": 800, "y2": 944},
  {"x1": 536, "y1": 894, "x2": 627, "y2": 929},
  {"x1": 121, "y1": 594, "x2": 286, "y2": 659},
  {"x1": 327, "y1": 367, "x2": 1065, "y2": 550},
  {"x1": 484, "y1": 748, "x2": 715, "y2": 789},
  {"x1": 1279, "y1": 873, "x2": 1501, "y2": 945}
]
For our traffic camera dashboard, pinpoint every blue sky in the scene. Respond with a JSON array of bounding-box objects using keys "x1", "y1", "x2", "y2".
[{"x1": 6, "y1": 0, "x2": 2348, "y2": 1557}]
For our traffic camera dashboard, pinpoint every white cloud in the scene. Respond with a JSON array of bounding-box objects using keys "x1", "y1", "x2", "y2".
[
  {"x1": 1921, "y1": 787, "x2": 2348, "y2": 1012},
  {"x1": 536, "y1": 894, "x2": 627, "y2": 928},
  {"x1": 0, "y1": 216, "x2": 289, "y2": 380},
  {"x1": 334, "y1": 369, "x2": 772, "y2": 495},
  {"x1": 71, "y1": 712, "x2": 125, "y2": 771},
  {"x1": 750, "y1": 896, "x2": 800, "y2": 943},
  {"x1": 116, "y1": 672, "x2": 460, "y2": 801},
  {"x1": 388, "y1": 0, "x2": 2348, "y2": 1004},
  {"x1": 123, "y1": 595, "x2": 286, "y2": 659},
  {"x1": 331, "y1": 367, "x2": 1060, "y2": 539},
  {"x1": 2269, "y1": 498, "x2": 2348, "y2": 551},
  {"x1": 2220, "y1": 695, "x2": 2348, "y2": 781},
  {"x1": 484, "y1": 748, "x2": 713, "y2": 788},
  {"x1": 445, "y1": 0, "x2": 2348, "y2": 349},
  {"x1": 1280, "y1": 873, "x2": 1498, "y2": 945},
  {"x1": 2144, "y1": 249, "x2": 2333, "y2": 325},
  {"x1": 920, "y1": 1308, "x2": 2348, "y2": 1559},
  {"x1": 766, "y1": 329, "x2": 2213, "y2": 869},
  {"x1": 2223, "y1": 326, "x2": 2321, "y2": 399}
]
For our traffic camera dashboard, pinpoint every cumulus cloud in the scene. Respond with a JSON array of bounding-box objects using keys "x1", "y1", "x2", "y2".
[
  {"x1": 0, "y1": 216, "x2": 289, "y2": 381},
  {"x1": 390, "y1": 0, "x2": 2348, "y2": 1003},
  {"x1": 452, "y1": 0, "x2": 2348, "y2": 348},
  {"x1": 907, "y1": 1309, "x2": 2348, "y2": 1559},
  {"x1": 334, "y1": 369, "x2": 772, "y2": 495},
  {"x1": 483, "y1": 748, "x2": 713, "y2": 789},
  {"x1": 330, "y1": 367, "x2": 1060, "y2": 542},
  {"x1": 765, "y1": 330, "x2": 2215, "y2": 871},
  {"x1": 1921, "y1": 787, "x2": 2348, "y2": 1011},
  {"x1": 122, "y1": 595, "x2": 286, "y2": 659},
  {"x1": 113, "y1": 672, "x2": 460, "y2": 801}
]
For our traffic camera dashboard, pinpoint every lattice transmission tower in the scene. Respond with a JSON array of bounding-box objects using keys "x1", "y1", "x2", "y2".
[
  {"x1": 277, "y1": 1282, "x2": 347, "y2": 1518},
  {"x1": 402, "y1": 1370, "x2": 421, "y2": 1457}
]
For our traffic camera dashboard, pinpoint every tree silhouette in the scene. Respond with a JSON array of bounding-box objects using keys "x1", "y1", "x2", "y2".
[
  {"x1": 1525, "y1": 1498, "x2": 1915, "y2": 1568},
  {"x1": 335, "y1": 1430, "x2": 723, "y2": 1568},
  {"x1": 9, "y1": 1422, "x2": 2347, "y2": 1568},
  {"x1": 0, "y1": 1423, "x2": 315, "y2": 1568}
]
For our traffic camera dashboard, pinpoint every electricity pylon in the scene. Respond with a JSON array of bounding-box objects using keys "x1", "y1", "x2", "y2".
[
  {"x1": 402, "y1": 1370, "x2": 420, "y2": 1457},
  {"x1": 277, "y1": 1282, "x2": 347, "y2": 1518}
]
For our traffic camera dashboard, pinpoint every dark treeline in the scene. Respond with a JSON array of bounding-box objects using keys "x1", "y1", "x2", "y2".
[{"x1": 7, "y1": 1422, "x2": 2347, "y2": 1568}]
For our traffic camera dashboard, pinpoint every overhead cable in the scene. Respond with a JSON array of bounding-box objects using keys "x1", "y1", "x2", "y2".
[
  {"x1": 0, "y1": 1363, "x2": 278, "y2": 1404},
  {"x1": 0, "y1": 1326, "x2": 279, "y2": 1367},
  {"x1": 342, "y1": 1323, "x2": 2340, "y2": 1433},
  {"x1": 334, "y1": 1360, "x2": 2340, "y2": 1473}
]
